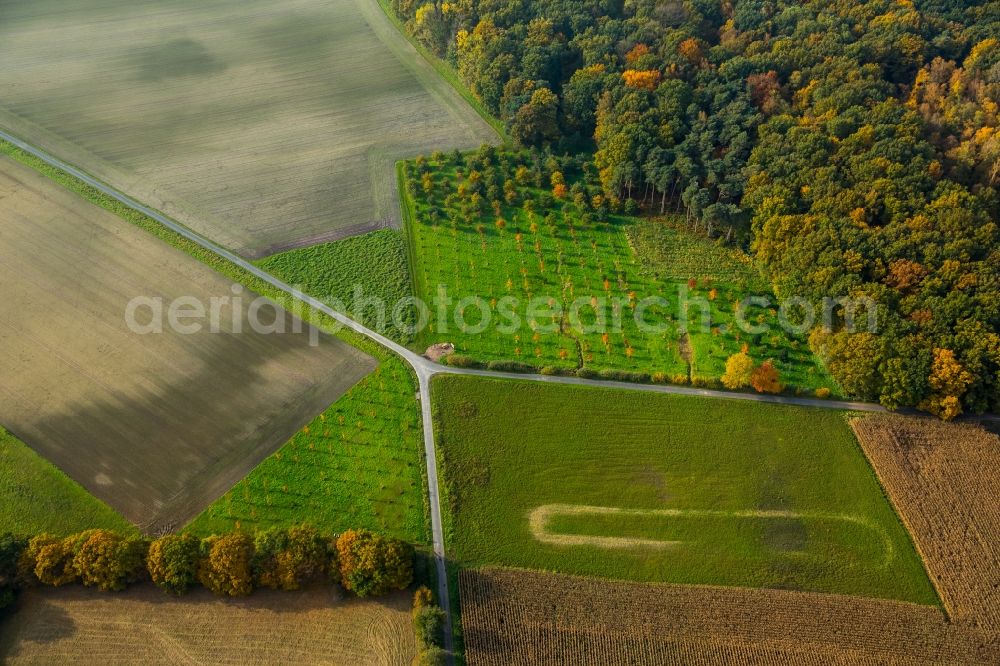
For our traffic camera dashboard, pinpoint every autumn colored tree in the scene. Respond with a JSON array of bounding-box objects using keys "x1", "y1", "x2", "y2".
[
  {"x1": 148, "y1": 533, "x2": 201, "y2": 595},
  {"x1": 198, "y1": 533, "x2": 254, "y2": 597},
  {"x1": 622, "y1": 69, "x2": 661, "y2": 91},
  {"x1": 722, "y1": 351, "x2": 755, "y2": 389},
  {"x1": 70, "y1": 530, "x2": 146, "y2": 592},
  {"x1": 750, "y1": 361, "x2": 783, "y2": 394},
  {"x1": 253, "y1": 525, "x2": 330, "y2": 591},
  {"x1": 413, "y1": 585, "x2": 434, "y2": 614},
  {"x1": 919, "y1": 348, "x2": 974, "y2": 421},
  {"x1": 22, "y1": 534, "x2": 76, "y2": 586},
  {"x1": 336, "y1": 529, "x2": 413, "y2": 598}
]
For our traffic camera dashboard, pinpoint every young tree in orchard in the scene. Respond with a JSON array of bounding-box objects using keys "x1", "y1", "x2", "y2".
[
  {"x1": 722, "y1": 351, "x2": 755, "y2": 389},
  {"x1": 148, "y1": 533, "x2": 201, "y2": 595},
  {"x1": 750, "y1": 361, "x2": 783, "y2": 394}
]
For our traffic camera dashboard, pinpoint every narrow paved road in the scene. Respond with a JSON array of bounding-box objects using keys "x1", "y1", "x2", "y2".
[{"x1": 4, "y1": 129, "x2": 995, "y2": 661}]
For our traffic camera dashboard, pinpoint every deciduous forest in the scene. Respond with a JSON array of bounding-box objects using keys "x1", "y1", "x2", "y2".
[{"x1": 389, "y1": 0, "x2": 1000, "y2": 417}]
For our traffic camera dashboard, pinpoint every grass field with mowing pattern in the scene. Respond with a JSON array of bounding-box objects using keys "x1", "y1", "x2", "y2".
[{"x1": 433, "y1": 374, "x2": 936, "y2": 605}]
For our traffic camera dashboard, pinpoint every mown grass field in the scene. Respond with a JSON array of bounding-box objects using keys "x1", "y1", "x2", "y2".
[
  {"x1": 0, "y1": 155, "x2": 375, "y2": 534},
  {"x1": 433, "y1": 375, "x2": 936, "y2": 605},
  {"x1": 0, "y1": 427, "x2": 135, "y2": 537},
  {"x1": 402, "y1": 153, "x2": 838, "y2": 393},
  {"x1": 187, "y1": 354, "x2": 427, "y2": 543},
  {"x1": 258, "y1": 229, "x2": 416, "y2": 343},
  {"x1": 1, "y1": 585, "x2": 416, "y2": 665},
  {"x1": 0, "y1": 0, "x2": 497, "y2": 258}
]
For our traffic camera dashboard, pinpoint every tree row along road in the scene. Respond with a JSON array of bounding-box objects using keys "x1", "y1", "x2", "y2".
[{"x1": 3, "y1": 129, "x2": 994, "y2": 662}]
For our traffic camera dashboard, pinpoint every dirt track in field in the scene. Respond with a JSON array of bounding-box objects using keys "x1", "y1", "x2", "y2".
[
  {"x1": 0, "y1": 585, "x2": 415, "y2": 665},
  {"x1": 0, "y1": 0, "x2": 497, "y2": 258},
  {"x1": 0, "y1": 156, "x2": 375, "y2": 532},
  {"x1": 459, "y1": 567, "x2": 996, "y2": 665}
]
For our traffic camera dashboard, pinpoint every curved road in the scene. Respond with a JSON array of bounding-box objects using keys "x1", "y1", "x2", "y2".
[{"x1": 4, "y1": 129, "x2": 995, "y2": 660}]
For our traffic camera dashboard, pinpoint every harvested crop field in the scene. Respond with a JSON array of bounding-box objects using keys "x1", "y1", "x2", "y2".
[
  {"x1": 851, "y1": 415, "x2": 1000, "y2": 639},
  {"x1": 0, "y1": 156, "x2": 374, "y2": 533},
  {"x1": 0, "y1": 585, "x2": 416, "y2": 665},
  {"x1": 459, "y1": 567, "x2": 994, "y2": 665},
  {"x1": 0, "y1": 0, "x2": 497, "y2": 258}
]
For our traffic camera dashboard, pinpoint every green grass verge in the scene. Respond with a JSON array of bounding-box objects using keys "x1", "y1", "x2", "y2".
[
  {"x1": 432, "y1": 375, "x2": 938, "y2": 606},
  {"x1": 0, "y1": 139, "x2": 430, "y2": 545},
  {"x1": 257, "y1": 229, "x2": 416, "y2": 344},
  {"x1": 0, "y1": 427, "x2": 135, "y2": 536},
  {"x1": 373, "y1": 0, "x2": 510, "y2": 144},
  {"x1": 402, "y1": 155, "x2": 839, "y2": 394}
]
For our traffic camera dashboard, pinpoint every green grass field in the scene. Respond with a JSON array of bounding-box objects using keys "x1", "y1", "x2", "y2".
[
  {"x1": 0, "y1": 427, "x2": 135, "y2": 536},
  {"x1": 257, "y1": 229, "x2": 416, "y2": 343},
  {"x1": 0, "y1": 0, "x2": 497, "y2": 257},
  {"x1": 432, "y1": 375, "x2": 937, "y2": 605},
  {"x1": 186, "y1": 353, "x2": 427, "y2": 543},
  {"x1": 403, "y1": 152, "x2": 838, "y2": 394}
]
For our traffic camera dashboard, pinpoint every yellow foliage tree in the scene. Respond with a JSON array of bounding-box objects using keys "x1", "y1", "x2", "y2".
[
  {"x1": 919, "y1": 348, "x2": 973, "y2": 420},
  {"x1": 722, "y1": 352, "x2": 755, "y2": 389},
  {"x1": 622, "y1": 69, "x2": 661, "y2": 91},
  {"x1": 198, "y1": 533, "x2": 254, "y2": 597}
]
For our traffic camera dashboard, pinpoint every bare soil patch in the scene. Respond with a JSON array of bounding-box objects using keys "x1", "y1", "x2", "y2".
[
  {"x1": 0, "y1": 157, "x2": 374, "y2": 532},
  {"x1": 0, "y1": 585, "x2": 415, "y2": 665},
  {"x1": 459, "y1": 567, "x2": 994, "y2": 665}
]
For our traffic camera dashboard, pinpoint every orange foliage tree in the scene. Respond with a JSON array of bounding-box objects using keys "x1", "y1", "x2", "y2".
[{"x1": 750, "y1": 360, "x2": 783, "y2": 394}]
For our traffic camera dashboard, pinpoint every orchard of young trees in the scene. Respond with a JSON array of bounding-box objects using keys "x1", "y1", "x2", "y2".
[{"x1": 390, "y1": 0, "x2": 1000, "y2": 418}]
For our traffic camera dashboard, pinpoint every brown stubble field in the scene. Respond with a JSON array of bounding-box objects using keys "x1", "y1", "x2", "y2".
[
  {"x1": 0, "y1": 0, "x2": 497, "y2": 258},
  {"x1": 851, "y1": 415, "x2": 1000, "y2": 639},
  {"x1": 459, "y1": 568, "x2": 994, "y2": 665},
  {"x1": 0, "y1": 585, "x2": 416, "y2": 665},
  {"x1": 0, "y1": 156, "x2": 375, "y2": 533}
]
